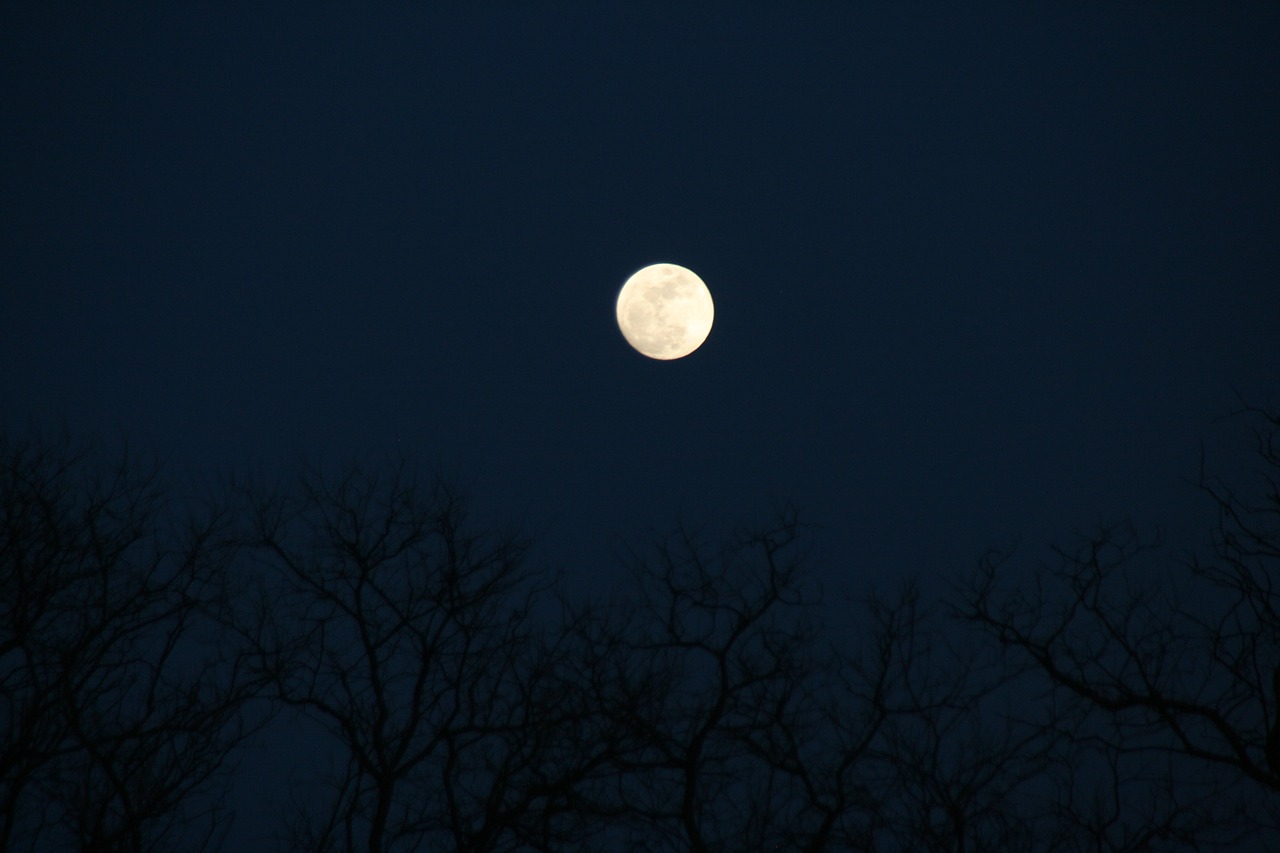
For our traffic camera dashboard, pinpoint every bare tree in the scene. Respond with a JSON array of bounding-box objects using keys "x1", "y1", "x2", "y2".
[
  {"x1": 961, "y1": 404, "x2": 1280, "y2": 850},
  {"x1": 560, "y1": 508, "x2": 1086, "y2": 852},
  {"x1": 22, "y1": 409, "x2": 1276, "y2": 852},
  {"x1": 852, "y1": 584, "x2": 1066, "y2": 853},
  {"x1": 565, "y1": 507, "x2": 992, "y2": 852},
  {"x1": 0, "y1": 429, "x2": 262, "y2": 853},
  {"x1": 233, "y1": 457, "x2": 616, "y2": 853}
]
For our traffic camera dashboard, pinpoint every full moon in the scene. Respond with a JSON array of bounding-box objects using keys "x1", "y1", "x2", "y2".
[{"x1": 615, "y1": 263, "x2": 714, "y2": 360}]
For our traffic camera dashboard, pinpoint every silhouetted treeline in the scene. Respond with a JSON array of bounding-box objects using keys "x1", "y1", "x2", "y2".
[
  {"x1": 3, "y1": 406, "x2": 1279, "y2": 852},
  {"x1": 0, "y1": 434, "x2": 263, "y2": 852}
]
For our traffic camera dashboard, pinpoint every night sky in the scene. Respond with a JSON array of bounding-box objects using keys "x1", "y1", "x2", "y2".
[{"x1": 2, "y1": 4, "x2": 1279, "y2": 843}]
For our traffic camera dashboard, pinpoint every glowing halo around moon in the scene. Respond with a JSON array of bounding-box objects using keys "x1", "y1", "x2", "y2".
[{"x1": 615, "y1": 263, "x2": 714, "y2": 360}]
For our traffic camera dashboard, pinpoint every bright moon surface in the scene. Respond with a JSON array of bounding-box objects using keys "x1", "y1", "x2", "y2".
[{"x1": 615, "y1": 263, "x2": 714, "y2": 360}]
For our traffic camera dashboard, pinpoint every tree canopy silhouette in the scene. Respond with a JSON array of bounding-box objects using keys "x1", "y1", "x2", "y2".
[
  {"x1": 3, "y1": 405, "x2": 1279, "y2": 851},
  {"x1": 0, "y1": 431, "x2": 261, "y2": 853},
  {"x1": 963, "y1": 402, "x2": 1280, "y2": 848}
]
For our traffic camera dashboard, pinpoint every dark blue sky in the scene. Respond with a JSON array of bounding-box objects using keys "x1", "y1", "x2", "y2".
[{"x1": 3, "y1": 3, "x2": 1278, "y2": 599}]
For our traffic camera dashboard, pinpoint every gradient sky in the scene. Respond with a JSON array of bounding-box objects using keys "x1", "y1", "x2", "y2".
[
  {"x1": 2, "y1": 6, "x2": 1279, "y2": 837},
  {"x1": 5, "y1": 3, "x2": 1279, "y2": 577}
]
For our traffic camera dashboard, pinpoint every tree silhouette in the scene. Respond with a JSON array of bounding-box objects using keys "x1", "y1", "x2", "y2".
[
  {"x1": 962, "y1": 403, "x2": 1280, "y2": 849},
  {"x1": 858, "y1": 584, "x2": 1069, "y2": 852},
  {"x1": 6, "y1": 405, "x2": 1279, "y2": 852},
  {"x1": 564, "y1": 510, "x2": 829, "y2": 850},
  {"x1": 231, "y1": 457, "x2": 615, "y2": 853},
  {"x1": 561, "y1": 512, "x2": 1067, "y2": 852},
  {"x1": 0, "y1": 430, "x2": 262, "y2": 853}
]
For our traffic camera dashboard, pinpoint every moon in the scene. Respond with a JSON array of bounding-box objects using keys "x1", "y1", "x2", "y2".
[{"x1": 615, "y1": 263, "x2": 714, "y2": 360}]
